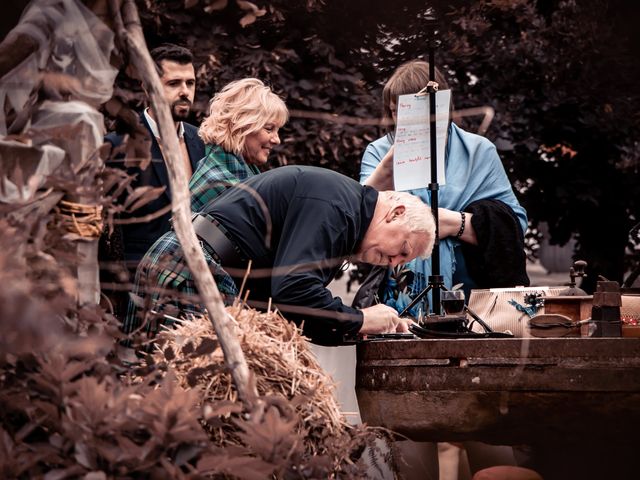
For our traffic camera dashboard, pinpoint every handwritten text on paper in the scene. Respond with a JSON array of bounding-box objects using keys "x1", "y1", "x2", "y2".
[{"x1": 393, "y1": 89, "x2": 451, "y2": 191}]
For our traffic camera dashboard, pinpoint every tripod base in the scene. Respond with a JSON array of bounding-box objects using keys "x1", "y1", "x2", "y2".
[{"x1": 399, "y1": 274, "x2": 447, "y2": 317}]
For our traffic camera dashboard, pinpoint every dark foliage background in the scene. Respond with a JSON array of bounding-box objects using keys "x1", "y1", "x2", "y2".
[
  {"x1": 123, "y1": 0, "x2": 640, "y2": 292},
  {"x1": 0, "y1": 1, "x2": 638, "y2": 475},
  {"x1": 2, "y1": 1, "x2": 639, "y2": 289}
]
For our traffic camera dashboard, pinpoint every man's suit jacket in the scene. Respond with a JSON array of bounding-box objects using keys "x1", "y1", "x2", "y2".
[{"x1": 105, "y1": 114, "x2": 206, "y2": 268}]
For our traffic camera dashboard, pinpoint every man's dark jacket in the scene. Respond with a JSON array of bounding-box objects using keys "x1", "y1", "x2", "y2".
[
  {"x1": 204, "y1": 165, "x2": 378, "y2": 344},
  {"x1": 105, "y1": 114, "x2": 205, "y2": 267}
]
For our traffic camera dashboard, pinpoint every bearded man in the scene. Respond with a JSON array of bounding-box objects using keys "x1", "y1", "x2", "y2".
[{"x1": 105, "y1": 43, "x2": 206, "y2": 270}]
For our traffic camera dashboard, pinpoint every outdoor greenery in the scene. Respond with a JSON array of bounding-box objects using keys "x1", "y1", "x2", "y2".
[
  {"x1": 130, "y1": 0, "x2": 640, "y2": 291},
  {"x1": 1, "y1": 1, "x2": 638, "y2": 477},
  {"x1": 0, "y1": 1, "x2": 382, "y2": 477}
]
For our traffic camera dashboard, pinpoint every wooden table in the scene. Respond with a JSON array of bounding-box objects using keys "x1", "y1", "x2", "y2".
[{"x1": 356, "y1": 338, "x2": 640, "y2": 479}]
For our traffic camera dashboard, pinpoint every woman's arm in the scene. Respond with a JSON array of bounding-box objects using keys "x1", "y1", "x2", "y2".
[
  {"x1": 438, "y1": 207, "x2": 478, "y2": 245},
  {"x1": 363, "y1": 145, "x2": 395, "y2": 191}
]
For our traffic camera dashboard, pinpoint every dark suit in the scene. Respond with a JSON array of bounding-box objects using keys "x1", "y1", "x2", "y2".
[{"x1": 105, "y1": 114, "x2": 205, "y2": 269}]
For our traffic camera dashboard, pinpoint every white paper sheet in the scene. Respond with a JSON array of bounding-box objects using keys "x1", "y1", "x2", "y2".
[{"x1": 393, "y1": 89, "x2": 451, "y2": 191}]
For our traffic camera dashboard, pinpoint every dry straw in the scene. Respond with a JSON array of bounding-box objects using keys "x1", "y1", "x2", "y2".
[{"x1": 154, "y1": 301, "x2": 372, "y2": 468}]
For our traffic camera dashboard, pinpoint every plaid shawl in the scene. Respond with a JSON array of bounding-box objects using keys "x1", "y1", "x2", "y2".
[
  {"x1": 123, "y1": 144, "x2": 260, "y2": 338},
  {"x1": 189, "y1": 144, "x2": 260, "y2": 212},
  {"x1": 122, "y1": 220, "x2": 239, "y2": 336}
]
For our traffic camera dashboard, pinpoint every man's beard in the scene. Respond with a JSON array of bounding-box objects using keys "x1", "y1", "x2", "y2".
[{"x1": 171, "y1": 98, "x2": 192, "y2": 121}]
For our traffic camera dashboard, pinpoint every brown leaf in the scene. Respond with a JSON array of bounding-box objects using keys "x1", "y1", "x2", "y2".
[
  {"x1": 0, "y1": 426, "x2": 15, "y2": 454},
  {"x1": 114, "y1": 436, "x2": 146, "y2": 463},
  {"x1": 202, "y1": 400, "x2": 243, "y2": 419},
  {"x1": 101, "y1": 98, "x2": 125, "y2": 118},
  {"x1": 83, "y1": 472, "x2": 107, "y2": 480},
  {"x1": 123, "y1": 132, "x2": 153, "y2": 170},
  {"x1": 44, "y1": 466, "x2": 85, "y2": 480},
  {"x1": 239, "y1": 12, "x2": 257, "y2": 27},
  {"x1": 74, "y1": 441, "x2": 97, "y2": 469},
  {"x1": 122, "y1": 185, "x2": 166, "y2": 213},
  {"x1": 128, "y1": 292, "x2": 145, "y2": 308},
  {"x1": 181, "y1": 341, "x2": 195, "y2": 356},
  {"x1": 31, "y1": 400, "x2": 60, "y2": 423},
  {"x1": 101, "y1": 167, "x2": 131, "y2": 198},
  {"x1": 186, "y1": 365, "x2": 227, "y2": 387},
  {"x1": 174, "y1": 443, "x2": 202, "y2": 466},
  {"x1": 204, "y1": 0, "x2": 228, "y2": 12},
  {"x1": 192, "y1": 337, "x2": 218, "y2": 357},
  {"x1": 11, "y1": 162, "x2": 24, "y2": 190},
  {"x1": 15, "y1": 419, "x2": 43, "y2": 443},
  {"x1": 236, "y1": 0, "x2": 267, "y2": 27},
  {"x1": 61, "y1": 360, "x2": 93, "y2": 383},
  {"x1": 196, "y1": 453, "x2": 276, "y2": 479},
  {"x1": 114, "y1": 344, "x2": 137, "y2": 366},
  {"x1": 237, "y1": 406, "x2": 300, "y2": 462},
  {"x1": 237, "y1": 0, "x2": 265, "y2": 13}
]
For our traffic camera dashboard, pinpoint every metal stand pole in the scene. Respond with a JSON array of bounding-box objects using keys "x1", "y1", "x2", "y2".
[
  {"x1": 427, "y1": 39, "x2": 443, "y2": 316},
  {"x1": 399, "y1": 16, "x2": 446, "y2": 318}
]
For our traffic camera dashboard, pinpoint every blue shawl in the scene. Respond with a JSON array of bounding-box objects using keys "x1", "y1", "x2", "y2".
[{"x1": 360, "y1": 123, "x2": 528, "y2": 315}]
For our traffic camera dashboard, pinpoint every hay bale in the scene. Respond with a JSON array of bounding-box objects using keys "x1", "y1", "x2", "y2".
[{"x1": 154, "y1": 302, "x2": 374, "y2": 476}]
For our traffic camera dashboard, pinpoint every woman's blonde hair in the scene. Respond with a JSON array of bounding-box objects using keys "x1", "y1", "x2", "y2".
[
  {"x1": 382, "y1": 60, "x2": 450, "y2": 125},
  {"x1": 199, "y1": 78, "x2": 288, "y2": 155}
]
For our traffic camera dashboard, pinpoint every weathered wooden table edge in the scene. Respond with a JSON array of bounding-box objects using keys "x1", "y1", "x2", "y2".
[{"x1": 355, "y1": 338, "x2": 640, "y2": 445}]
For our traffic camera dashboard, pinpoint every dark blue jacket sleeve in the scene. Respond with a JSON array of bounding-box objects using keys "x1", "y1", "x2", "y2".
[{"x1": 269, "y1": 197, "x2": 364, "y2": 345}]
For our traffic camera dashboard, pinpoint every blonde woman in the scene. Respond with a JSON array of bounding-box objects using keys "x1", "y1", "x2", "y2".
[{"x1": 189, "y1": 78, "x2": 288, "y2": 212}]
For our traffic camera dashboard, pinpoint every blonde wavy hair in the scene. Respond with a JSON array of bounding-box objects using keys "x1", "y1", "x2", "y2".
[{"x1": 199, "y1": 78, "x2": 288, "y2": 155}]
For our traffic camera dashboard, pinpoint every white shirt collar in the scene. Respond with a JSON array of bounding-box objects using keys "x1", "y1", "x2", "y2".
[{"x1": 144, "y1": 108, "x2": 185, "y2": 139}]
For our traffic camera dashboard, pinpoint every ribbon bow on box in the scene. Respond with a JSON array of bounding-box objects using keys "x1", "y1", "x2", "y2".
[{"x1": 508, "y1": 292, "x2": 545, "y2": 318}]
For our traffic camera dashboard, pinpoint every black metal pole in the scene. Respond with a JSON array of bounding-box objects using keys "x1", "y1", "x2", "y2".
[
  {"x1": 399, "y1": 18, "x2": 444, "y2": 319},
  {"x1": 428, "y1": 22, "x2": 443, "y2": 316}
]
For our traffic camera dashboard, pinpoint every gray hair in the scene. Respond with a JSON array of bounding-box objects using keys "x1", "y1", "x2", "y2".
[{"x1": 385, "y1": 191, "x2": 436, "y2": 258}]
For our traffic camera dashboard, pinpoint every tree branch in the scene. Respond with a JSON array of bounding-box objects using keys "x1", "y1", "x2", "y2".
[{"x1": 108, "y1": 0, "x2": 259, "y2": 410}]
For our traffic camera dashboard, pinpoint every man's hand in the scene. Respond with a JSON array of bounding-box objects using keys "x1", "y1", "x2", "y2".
[{"x1": 360, "y1": 303, "x2": 412, "y2": 334}]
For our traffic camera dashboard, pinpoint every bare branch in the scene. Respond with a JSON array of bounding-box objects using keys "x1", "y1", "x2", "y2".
[{"x1": 109, "y1": 0, "x2": 259, "y2": 410}]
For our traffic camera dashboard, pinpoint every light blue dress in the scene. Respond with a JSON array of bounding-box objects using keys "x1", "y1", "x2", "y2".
[{"x1": 360, "y1": 123, "x2": 528, "y2": 315}]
